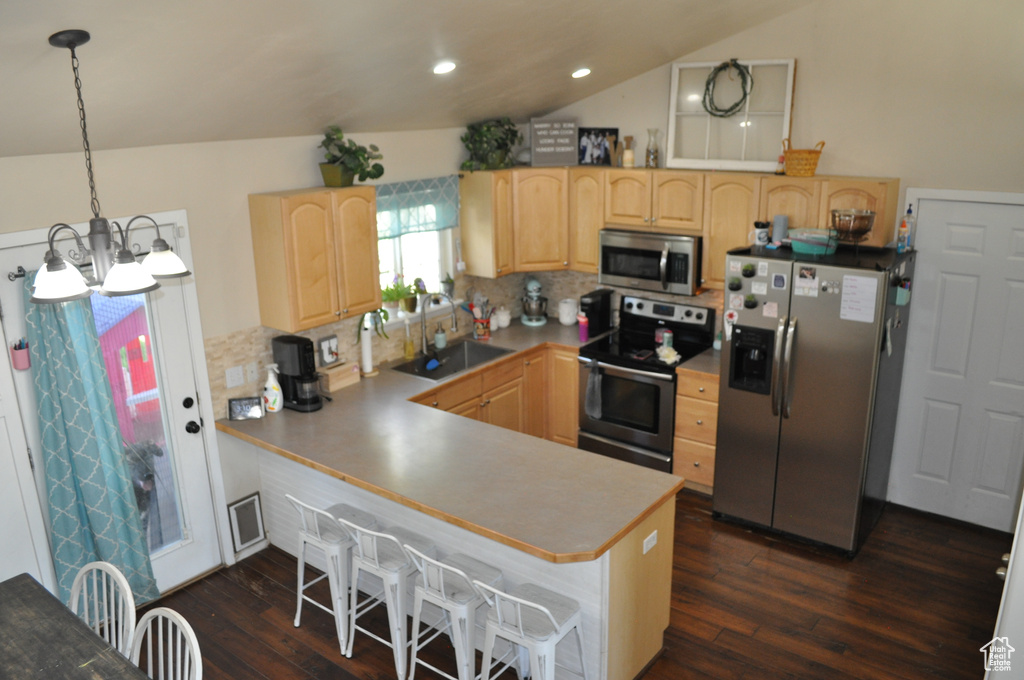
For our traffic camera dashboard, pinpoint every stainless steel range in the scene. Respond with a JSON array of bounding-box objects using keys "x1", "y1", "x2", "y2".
[{"x1": 577, "y1": 295, "x2": 714, "y2": 472}]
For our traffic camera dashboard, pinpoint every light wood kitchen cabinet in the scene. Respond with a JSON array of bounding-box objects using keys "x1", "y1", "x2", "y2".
[
  {"x1": 522, "y1": 347, "x2": 548, "y2": 438},
  {"x1": 702, "y1": 173, "x2": 760, "y2": 290},
  {"x1": 819, "y1": 178, "x2": 899, "y2": 248},
  {"x1": 673, "y1": 368, "x2": 719, "y2": 490},
  {"x1": 460, "y1": 170, "x2": 514, "y2": 278},
  {"x1": 547, "y1": 346, "x2": 580, "y2": 447},
  {"x1": 605, "y1": 169, "x2": 703, "y2": 234},
  {"x1": 249, "y1": 186, "x2": 381, "y2": 332},
  {"x1": 568, "y1": 167, "x2": 603, "y2": 273},
  {"x1": 480, "y1": 377, "x2": 524, "y2": 431},
  {"x1": 758, "y1": 175, "x2": 822, "y2": 231},
  {"x1": 513, "y1": 168, "x2": 569, "y2": 271}
]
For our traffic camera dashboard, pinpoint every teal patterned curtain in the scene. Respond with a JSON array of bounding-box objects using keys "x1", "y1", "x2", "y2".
[
  {"x1": 376, "y1": 175, "x2": 459, "y2": 239},
  {"x1": 22, "y1": 278, "x2": 159, "y2": 605}
]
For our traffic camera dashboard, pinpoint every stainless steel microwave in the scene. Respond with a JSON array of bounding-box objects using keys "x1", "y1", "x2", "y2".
[{"x1": 598, "y1": 229, "x2": 702, "y2": 296}]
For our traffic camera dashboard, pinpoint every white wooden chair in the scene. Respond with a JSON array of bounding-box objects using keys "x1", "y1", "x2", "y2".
[
  {"x1": 474, "y1": 580, "x2": 587, "y2": 680},
  {"x1": 337, "y1": 517, "x2": 437, "y2": 680},
  {"x1": 285, "y1": 493, "x2": 377, "y2": 656},
  {"x1": 68, "y1": 561, "x2": 137, "y2": 657},
  {"x1": 130, "y1": 607, "x2": 202, "y2": 680},
  {"x1": 405, "y1": 546, "x2": 503, "y2": 680}
]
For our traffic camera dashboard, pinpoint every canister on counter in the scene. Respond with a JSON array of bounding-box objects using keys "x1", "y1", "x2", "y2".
[{"x1": 655, "y1": 328, "x2": 673, "y2": 348}]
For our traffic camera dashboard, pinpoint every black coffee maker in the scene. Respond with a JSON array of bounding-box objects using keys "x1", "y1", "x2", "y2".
[{"x1": 272, "y1": 335, "x2": 322, "y2": 412}]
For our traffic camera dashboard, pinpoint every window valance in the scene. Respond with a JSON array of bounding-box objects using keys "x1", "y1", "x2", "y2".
[{"x1": 376, "y1": 175, "x2": 459, "y2": 239}]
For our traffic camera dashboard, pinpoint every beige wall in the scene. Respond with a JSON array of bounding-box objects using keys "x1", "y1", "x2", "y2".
[
  {"x1": 553, "y1": 0, "x2": 1024, "y2": 199},
  {"x1": 0, "y1": 130, "x2": 464, "y2": 339}
]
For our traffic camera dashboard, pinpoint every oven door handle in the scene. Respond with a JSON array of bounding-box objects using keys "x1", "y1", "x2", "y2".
[
  {"x1": 577, "y1": 356, "x2": 675, "y2": 382},
  {"x1": 659, "y1": 243, "x2": 669, "y2": 290}
]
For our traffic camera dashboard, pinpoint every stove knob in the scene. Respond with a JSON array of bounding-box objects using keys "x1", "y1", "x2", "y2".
[
  {"x1": 684, "y1": 310, "x2": 693, "y2": 318},
  {"x1": 636, "y1": 302, "x2": 644, "y2": 310},
  {"x1": 625, "y1": 301, "x2": 634, "y2": 310},
  {"x1": 696, "y1": 312, "x2": 704, "y2": 320}
]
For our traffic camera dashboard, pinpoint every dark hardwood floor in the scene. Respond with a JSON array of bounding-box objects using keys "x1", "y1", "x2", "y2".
[{"x1": 143, "y1": 491, "x2": 1011, "y2": 680}]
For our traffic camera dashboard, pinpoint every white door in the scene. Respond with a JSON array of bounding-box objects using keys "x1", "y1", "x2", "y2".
[
  {"x1": 888, "y1": 190, "x2": 1024, "y2": 531},
  {"x1": 0, "y1": 210, "x2": 223, "y2": 592}
]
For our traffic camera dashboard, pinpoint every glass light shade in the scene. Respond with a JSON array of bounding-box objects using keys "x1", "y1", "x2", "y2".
[
  {"x1": 101, "y1": 259, "x2": 160, "y2": 296},
  {"x1": 29, "y1": 260, "x2": 93, "y2": 303},
  {"x1": 141, "y1": 247, "x2": 191, "y2": 278}
]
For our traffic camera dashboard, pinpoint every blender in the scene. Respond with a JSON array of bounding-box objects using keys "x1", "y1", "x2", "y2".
[{"x1": 521, "y1": 277, "x2": 548, "y2": 326}]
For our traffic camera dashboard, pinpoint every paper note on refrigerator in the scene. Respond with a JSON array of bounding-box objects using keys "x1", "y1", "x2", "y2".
[{"x1": 840, "y1": 275, "x2": 878, "y2": 323}]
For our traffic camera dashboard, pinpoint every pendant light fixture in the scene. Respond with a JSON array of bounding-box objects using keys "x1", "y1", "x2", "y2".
[{"x1": 30, "y1": 29, "x2": 191, "y2": 304}]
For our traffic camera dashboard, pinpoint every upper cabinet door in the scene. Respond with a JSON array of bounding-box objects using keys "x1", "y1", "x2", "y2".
[
  {"x1": 493, "y1": 171, "x2": 514, "y2": 275},
  {"x1": 513, "y1": 168, "x2": 569, "y2": 271},
  {"x1": 652, "y1": 170, "x2": 704, "y2": 233},
  {"x1": 759, "y1": 176, "x2": 822, "y2": 230},
  {"x1": 703, "y1": 173, "x2": 760, "y2": 289},
  {"x1": 332, "y1": 187, "x2": 382, "y2": 318},
  {"x1": 604, "y1": 169, "x2": 650, "y2": 226},
  {"x1": 459, "y1": 170, "x2": 514, "y2": 278},
  {"x1": 280, "y1": 192, "x2": 341, "y2": 331},
  {"x1": 569, "y1": 167, "x2": 603, "y2": 273}
]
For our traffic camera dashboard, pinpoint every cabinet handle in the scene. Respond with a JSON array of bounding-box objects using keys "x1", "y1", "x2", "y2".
[{"x1": 696, "y1": 419, "x2": 703, "y2": 425}]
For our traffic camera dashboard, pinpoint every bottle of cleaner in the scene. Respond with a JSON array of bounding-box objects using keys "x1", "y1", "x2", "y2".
[
  {"x1": 897, "y1": 204, "x2": 916, "y2": 253},
  {"x1": 434, "y1": 322, "x2": 447, "y2": 350},
  {"x1": 263, "y1": 364, "x2": 283, "y2": 413}
]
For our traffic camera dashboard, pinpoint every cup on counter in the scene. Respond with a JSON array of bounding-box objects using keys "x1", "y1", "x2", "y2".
[
  {"x1": 748, "y1": 222, "x2": 770, "y2": 247},
  {"x1": 558, "y1": 298, "x2": 578, "y2": 326}
]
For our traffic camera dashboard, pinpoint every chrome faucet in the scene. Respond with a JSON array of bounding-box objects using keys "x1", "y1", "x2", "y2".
[{"x1": 420, "y1": 292, "x2": 459, "y2": 355}]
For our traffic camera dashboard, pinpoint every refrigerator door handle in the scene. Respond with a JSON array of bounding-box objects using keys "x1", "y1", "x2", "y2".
[
  {"x1": 771, "y1": 316, "x2": 788, "y2": 416},
  {"x1": 781, "y1": 317, "x2": 798, "y2": 418}
]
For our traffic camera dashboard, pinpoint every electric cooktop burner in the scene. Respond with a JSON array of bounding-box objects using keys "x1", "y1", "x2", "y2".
[{"x1": 579, "y1": 295, "x2": 715, "y2": 375}]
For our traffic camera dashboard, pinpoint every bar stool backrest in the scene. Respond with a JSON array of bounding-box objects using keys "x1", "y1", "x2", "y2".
[
  {"x1": 405, "y1": 545, "x2": 480, "y2": 604},
  {"x1": 336, "y1": 517, "x2": 410, "y2": 571},
  {"x1": 285, "y1": 493, "x2": 342, "y2": 544},
  {"x1": 474, "y1": 580, "x2": 560, "y2": 639},
  {"x1": 68, "y1": 561, "x2": 137, "y2": 657}
]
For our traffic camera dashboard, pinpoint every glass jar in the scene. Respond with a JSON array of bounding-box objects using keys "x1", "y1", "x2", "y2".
[{"x1": 645, "y1": 128, "x2": 660, "y2": 168}]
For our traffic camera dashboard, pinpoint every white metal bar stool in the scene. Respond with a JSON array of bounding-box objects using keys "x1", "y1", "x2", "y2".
[
  {"x1": 285, "y1": 493, "x2": 377, "y2": 656},
  {"x1": 405, "y1": 546, "x2": 504, "y2": 680},
  {"x1": 474, "y1": 581, "x2": 587, "y2": 680},
  {"x1": 338, "y1": 518, "x2": 437, "y2": 680}
]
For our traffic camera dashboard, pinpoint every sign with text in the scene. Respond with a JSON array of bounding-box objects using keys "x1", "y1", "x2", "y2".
[{"x1": 530, "y1": 119, "x2": 577, "y2": 166}]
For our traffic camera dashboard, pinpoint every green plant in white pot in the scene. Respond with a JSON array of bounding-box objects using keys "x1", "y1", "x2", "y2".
[{"x1": 319, "y1": 126, "x2": 384, "y2": 187}]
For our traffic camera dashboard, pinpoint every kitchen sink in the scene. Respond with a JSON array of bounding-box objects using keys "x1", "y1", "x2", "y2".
[{"x1": 390, "y1": 339, "x2": 513, "y2": 381}]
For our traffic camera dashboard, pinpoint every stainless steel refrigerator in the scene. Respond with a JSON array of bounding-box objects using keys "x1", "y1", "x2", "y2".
[{"x1": 713, "y1": 246, "x2": 916, "y2": 553}]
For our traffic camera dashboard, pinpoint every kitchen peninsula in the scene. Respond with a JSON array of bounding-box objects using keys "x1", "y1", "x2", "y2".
[{"x1": 217, "y1": 322, "x2": 685, "y2": 680}]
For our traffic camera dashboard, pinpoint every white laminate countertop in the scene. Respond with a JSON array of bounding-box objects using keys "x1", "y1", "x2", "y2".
[{"x1": 217, "y1": 319, "x2": 718, "y2": 563}]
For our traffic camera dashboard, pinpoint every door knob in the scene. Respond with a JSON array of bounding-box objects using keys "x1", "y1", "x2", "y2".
[{"x1": 185, "y1": 421, "x2": 201, "y2": 434}]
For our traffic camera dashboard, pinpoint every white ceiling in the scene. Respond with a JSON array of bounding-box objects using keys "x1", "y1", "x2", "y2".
[{"x1": 0, "y1": 0, "x2": 809, "y2": 158}]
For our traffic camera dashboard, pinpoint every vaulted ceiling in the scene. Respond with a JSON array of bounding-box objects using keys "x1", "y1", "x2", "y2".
[{"x1": 0, "y1": 0, "x2": 809, "y2": 158}]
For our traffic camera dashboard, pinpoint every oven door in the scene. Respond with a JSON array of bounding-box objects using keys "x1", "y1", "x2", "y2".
[
  {"x1": 598, "y1": 230, "x2": 699, "y2": 295},
  {"x1": 577, "y1": 357, "x2": 676, "y2": 455}
]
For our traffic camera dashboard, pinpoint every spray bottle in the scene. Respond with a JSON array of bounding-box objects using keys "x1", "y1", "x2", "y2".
[{"x1": 263, "y1": 364, "x2": 283, "y2": 413}]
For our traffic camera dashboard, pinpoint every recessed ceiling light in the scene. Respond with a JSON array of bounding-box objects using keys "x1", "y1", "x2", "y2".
[
  {"x1": 571, "y1": 68, "x2": 591, "y2": 79},
  {"x1": 433, "y1": 61, "x2": 456, "y2": 75}
]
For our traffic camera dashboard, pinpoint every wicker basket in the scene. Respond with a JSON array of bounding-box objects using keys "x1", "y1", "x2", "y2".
[{"x1": 782, "y1": 139, "x2": 825, "y2": 177}]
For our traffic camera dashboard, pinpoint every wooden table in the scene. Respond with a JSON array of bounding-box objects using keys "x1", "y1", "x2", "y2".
[{"x1": 0, "y1": 573, "x2": 148, "y2": 679}]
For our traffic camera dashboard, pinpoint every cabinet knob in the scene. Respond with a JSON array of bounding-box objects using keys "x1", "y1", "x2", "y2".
[
  {"x1": 563, "y1": 261, "x2": 568, "y2": 266},
  {"x1": 342, "y1": 308, "x2": 349, "y2": 314},
  {"x1": 431, "y1": 401, "x2": 439, "y2": 407},
  {"x1": 525, "y1": 360, "x2": 531, "y2": 366},
  {"x1": 698, "y1": 386, "x2": 705, "y2": 393},
  {"x1": 693, "y1": 461, "x2": 701, "y2": 467},
  {"x1": 335, "y1": 311, "x2": 342, "y2": 316},
  {"x1": 696, "y1": 419, "x2": 703, "y2": 425},
  {"x1": 497, "y1": 268, "x2": 502, "y2": 273}
]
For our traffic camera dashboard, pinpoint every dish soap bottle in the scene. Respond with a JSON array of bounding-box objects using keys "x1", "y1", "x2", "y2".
[
  {"x1": 434, "y1": 322, "x2": 447, "y2": 350},
  {"x1": 897, "y1": 204, "x2": 916, "y2": 253},
  {"x1": 263, "y1": 364, "x2": 282, "y2": 413},
  {"x1": 403, "y1": 319, "x2": 415, "y2": 360}
]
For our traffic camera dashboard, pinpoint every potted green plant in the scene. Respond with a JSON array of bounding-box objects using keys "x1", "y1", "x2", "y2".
[
  {"x1": 318, "y1": 126, "x2": 385, "y2": 187},
  {"x1": 441, "y1": 272, "x2": 455, "y2": 299},
  {"x1": 381, "y1": 275, "x2": 416, "y2": 312},
  {"x1": 356, "y1": 308, "x2": 389, "y2": 341},
  {"x1": 460, "y1": 118, "x2": 522, "y2": 171}
]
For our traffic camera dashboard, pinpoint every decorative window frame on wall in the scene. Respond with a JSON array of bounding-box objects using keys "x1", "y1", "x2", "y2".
[{"x1": 666, "y1": 59, "x2": 795, "y2": 172}]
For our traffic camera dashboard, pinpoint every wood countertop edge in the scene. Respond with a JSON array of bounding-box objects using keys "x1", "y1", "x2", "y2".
[{"x1": 216, "y1": 420, "x2": 685, "y2": 563}]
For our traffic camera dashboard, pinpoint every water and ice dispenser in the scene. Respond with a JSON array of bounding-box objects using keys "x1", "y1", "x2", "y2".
[{"x1": 728, "y1": 326, "x2": 775, "y2": 395}]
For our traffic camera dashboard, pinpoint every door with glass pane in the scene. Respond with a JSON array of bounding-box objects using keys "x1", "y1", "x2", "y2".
[{"x1": 0, "y1": 212, "x2": 221, "y2": 592}]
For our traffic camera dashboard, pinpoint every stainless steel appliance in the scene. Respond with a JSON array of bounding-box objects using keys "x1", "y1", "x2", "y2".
[
  {"x1": 521, "y1": 277, "x2": 547, "y2": 326},
  {"x1": 713, "y1": 246, "x2": 916, "y2": 553},
  {"x1": 599, "y1": 229, "x2": 702, "y2": 296},
  {"x1": 272, "y1": 335, "x2": 322, "y2": 412},
  {"x1": 579, "y1": 288, "x2": 614, "y2": 335},
  {"x1": 578, "y1": 295, "x2": 714, "y2": 471}
]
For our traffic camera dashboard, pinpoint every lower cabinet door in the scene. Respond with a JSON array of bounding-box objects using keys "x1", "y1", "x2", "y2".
[{"x1": 481, "y1": 378, "x2": 524, "y2": 432}]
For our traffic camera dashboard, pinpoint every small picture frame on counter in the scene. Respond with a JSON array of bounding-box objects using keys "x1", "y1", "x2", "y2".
[{"x1": 228, "y1": 396, "x2": 264, "y2": 420}]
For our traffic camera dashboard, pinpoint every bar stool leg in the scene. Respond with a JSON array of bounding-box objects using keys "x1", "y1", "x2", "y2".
[
  {"x1": 383, "y1": 572, "x2": 409, "y2": 680},
  {"x1": 480, "y1": 624, "x2": 497, "y2": 680},
  {"x1": 408, "y1": 590, "x2": 426, "y2": 680},
  {"x1": 450, "y1": 604, "x2": 473, "y2": 680},
  {"x1": 293, "y1": 538, "x2": 307, "y2": 627},
  {"x1": 345, "y1": 563, "x2": 360, "y2": 659},
  {"x1": 573, "y1": 623, "x2": 587, "y2": 680},
  {"x1": 326, "y1": 548, "x2": 349, "y2": 656}
]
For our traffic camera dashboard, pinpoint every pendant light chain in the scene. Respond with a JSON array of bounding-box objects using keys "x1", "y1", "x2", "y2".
[{"x1": 69, "y1": 45, "x2": 101, "y2": 219}]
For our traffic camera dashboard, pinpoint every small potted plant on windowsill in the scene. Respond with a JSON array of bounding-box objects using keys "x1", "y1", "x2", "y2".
[
  {"x1": 318, "y1": 126, "x2": 385, "y2": 187},
  {"x1": 381, "y1": 275, "x2": 416, "y2": 313}
]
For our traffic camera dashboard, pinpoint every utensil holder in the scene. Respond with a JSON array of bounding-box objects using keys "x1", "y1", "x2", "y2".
[
  {"x1": 473, "y1": 320, "x2": 491, "y2": 340},
  {"x1": 11, "y1": 347, "x2": 30, "y2": 371}
]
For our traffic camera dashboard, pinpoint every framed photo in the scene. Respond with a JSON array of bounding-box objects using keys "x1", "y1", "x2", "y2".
[
  {"x1": 228, "y1": 492, "x2": 266, "y2": 553},
  {"x1": 228, "y1": 396, "x2": 263, "y2": 420},
  {"x1": 578, "y1": 127, "x2": 618, "y2": 165}
]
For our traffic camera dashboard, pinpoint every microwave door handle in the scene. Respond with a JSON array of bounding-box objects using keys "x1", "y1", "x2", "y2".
[
  {"x1": 659, "y1": 244, "x2": 669, "y2": 290},
  {"x1": 771, "y1": 316, "x2": 788, "y2": 417},
  {"x1": 781, "y1": 317, "x2": 798, "y2": 418}
]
